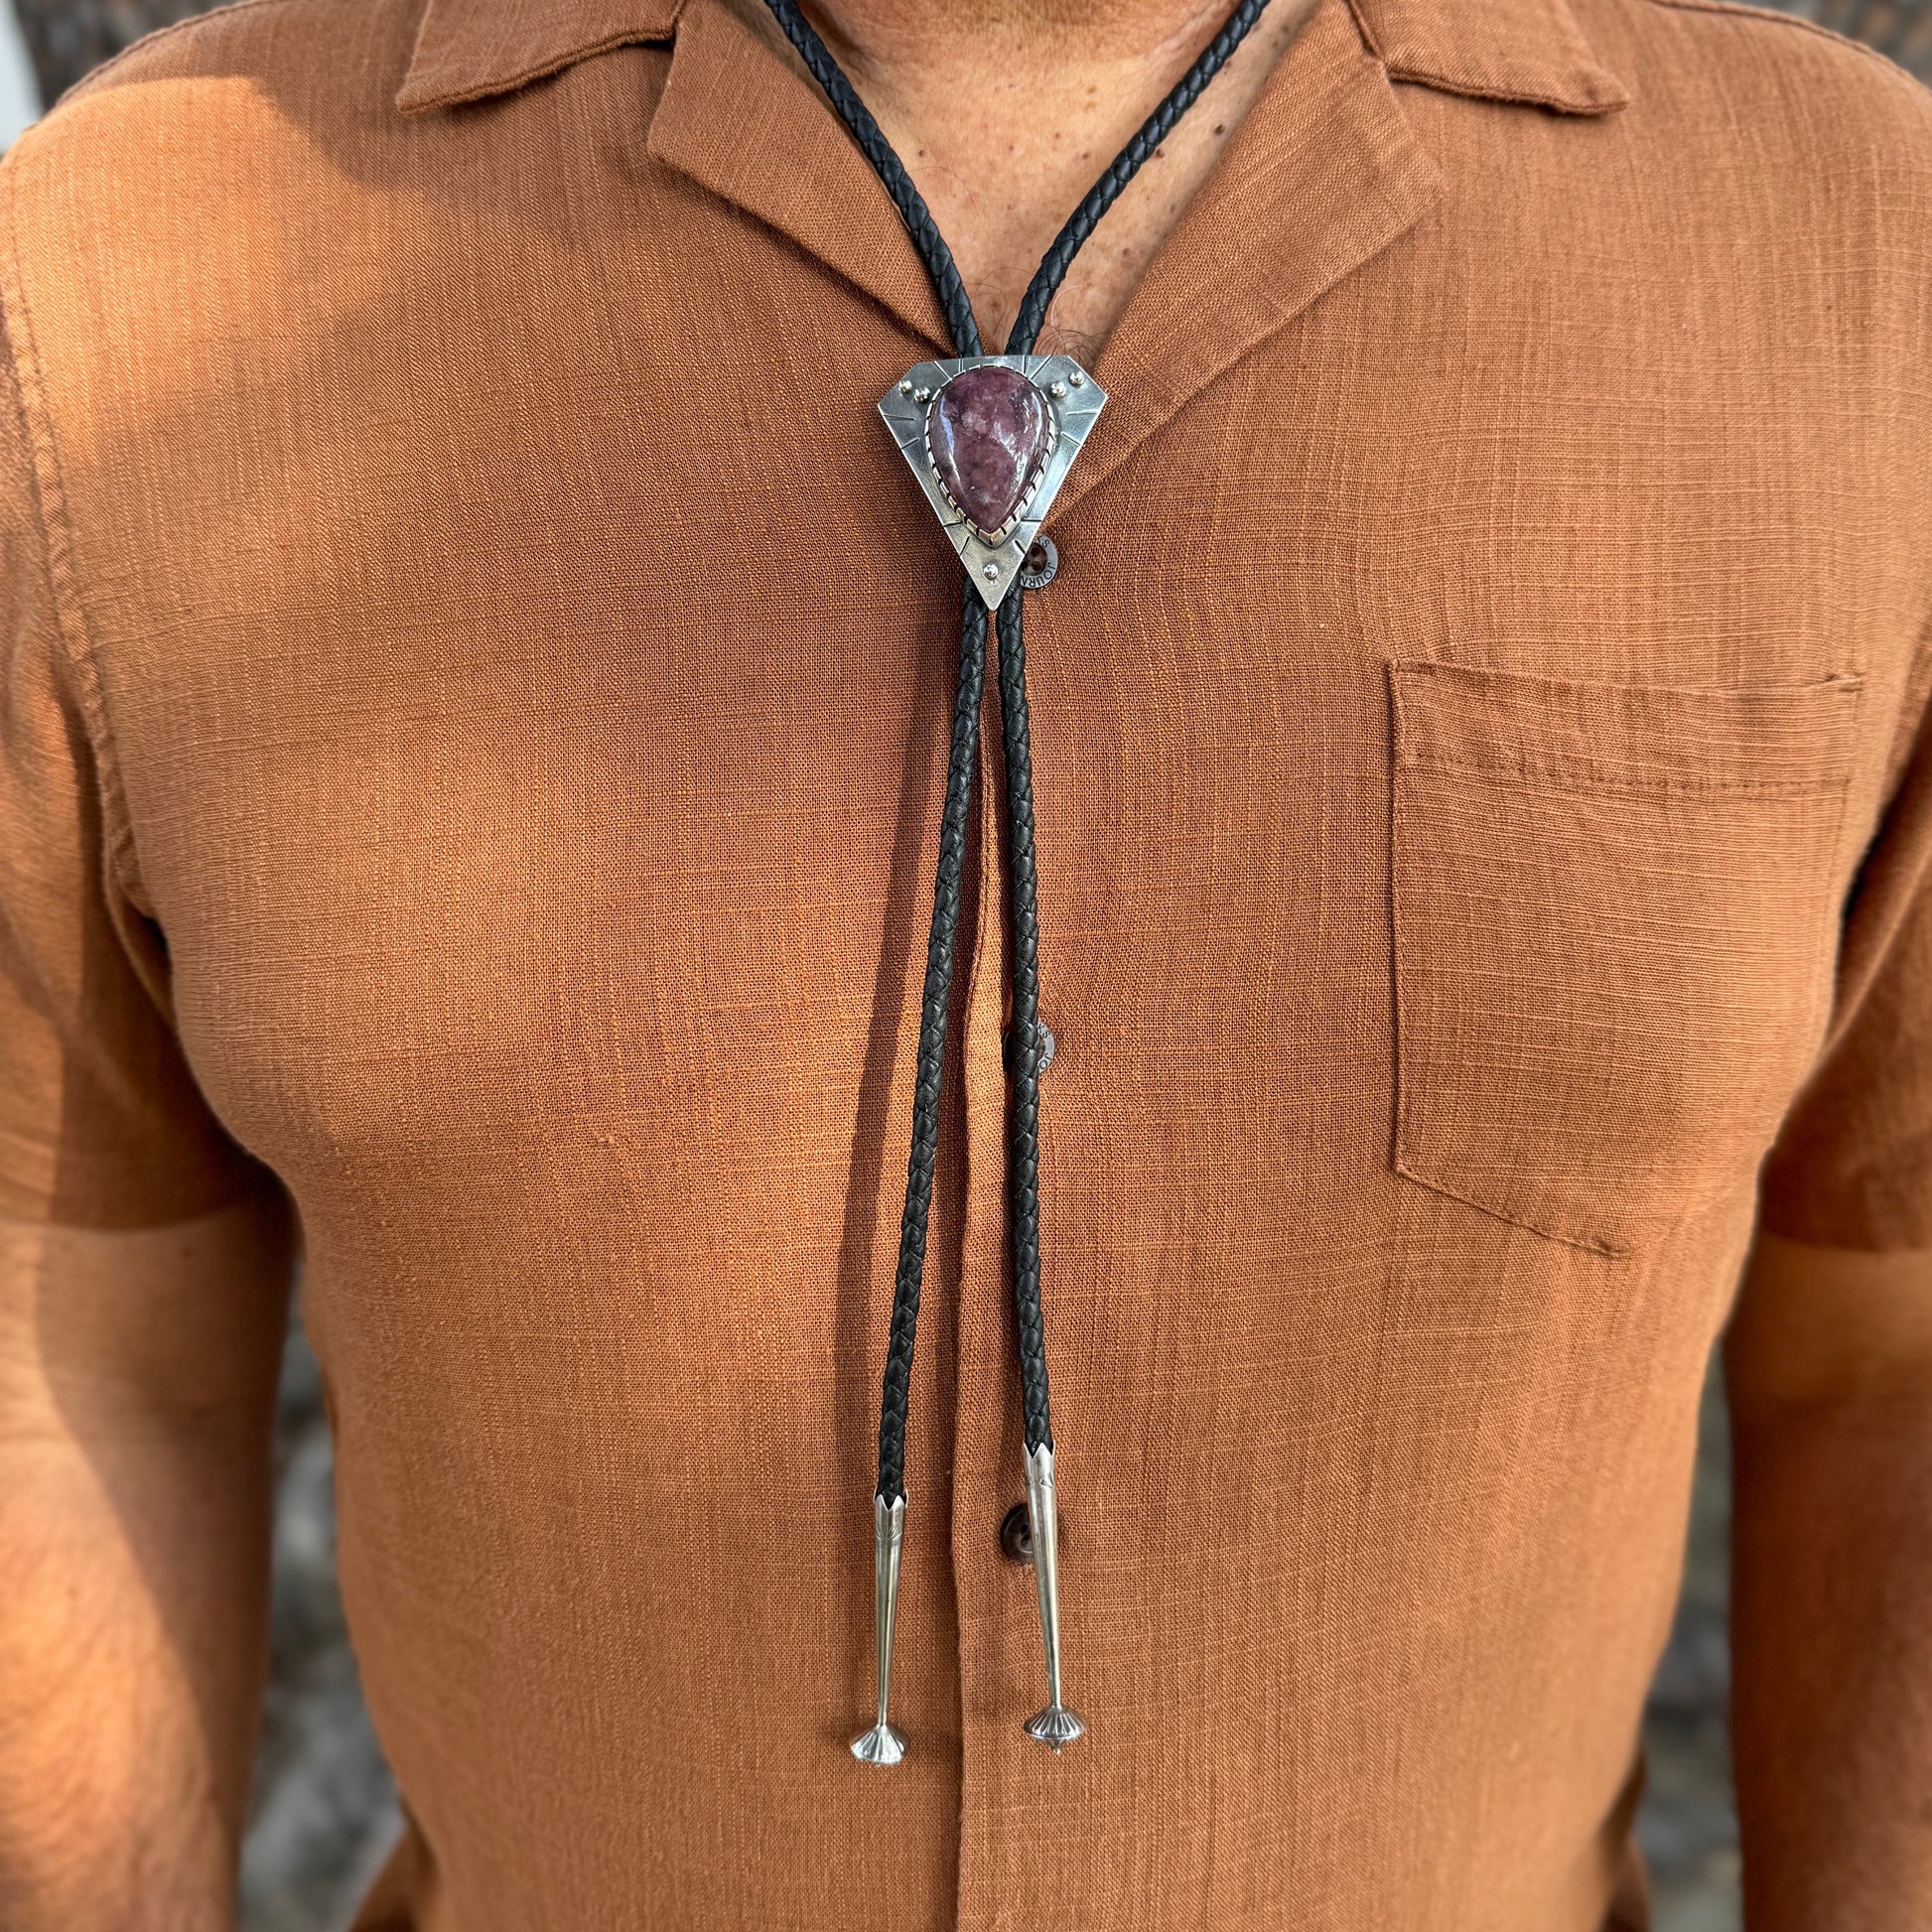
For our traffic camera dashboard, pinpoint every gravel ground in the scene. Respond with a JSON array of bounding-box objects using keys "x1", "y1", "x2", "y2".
[
  {"x1": 241, "y1": 1311, "x2": 398, "y2": 1932},
  {"x1": 241, "y1": 1302, "x2": 1744, "y2": 1932},
  {"x1": 1636, "y1": 1378, "x2": 1741, "y2": 1932}
]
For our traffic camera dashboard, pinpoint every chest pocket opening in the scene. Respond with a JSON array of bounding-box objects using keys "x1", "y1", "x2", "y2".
[{"x1": 1387, "y1": 659, "x2": 1864, "y2": 1258}]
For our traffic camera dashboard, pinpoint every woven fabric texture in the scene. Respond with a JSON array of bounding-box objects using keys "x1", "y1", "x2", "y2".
[{"x1": 2, "y1": 0, "x2": 1930, "y2": 1923}]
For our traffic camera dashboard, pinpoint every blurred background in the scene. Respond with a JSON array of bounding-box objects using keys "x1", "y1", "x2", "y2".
[{"x1": 5, "y1": 0, "x2": 1928, "y2": 1925}]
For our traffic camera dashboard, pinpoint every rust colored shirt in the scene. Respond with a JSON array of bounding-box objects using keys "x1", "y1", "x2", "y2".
[{"x1": 3, "y1": 0, "x2": 1930, "y2": 1922}]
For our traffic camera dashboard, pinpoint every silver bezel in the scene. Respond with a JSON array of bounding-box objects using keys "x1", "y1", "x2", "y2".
[{"x1": 878, "y1": 354, "x2": 1108, "y2": 608}]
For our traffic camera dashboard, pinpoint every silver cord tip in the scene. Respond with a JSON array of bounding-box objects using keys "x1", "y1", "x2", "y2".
[
  {"x1": 857, "y1": 1491, "x2": 908, "y2": 1764},
  {"x1": 1022, "y1": 1442, "x2": 1085, "y2": 1750}
]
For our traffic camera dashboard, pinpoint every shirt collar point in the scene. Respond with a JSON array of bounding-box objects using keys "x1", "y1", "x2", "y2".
[
  {"x1": 1350, "y1": 0, "x2": 1632, "y2": 117},
  {"x1": 394, "y1": 0, "x2": 688, "y2": 116}
]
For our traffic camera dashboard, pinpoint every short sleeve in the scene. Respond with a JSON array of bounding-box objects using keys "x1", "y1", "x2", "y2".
[
  {"x1": 0, "y1": 262, "x2": 276, "y2": 1230},
  {"x1": 1756, "y1": 684, "x2": 1932, "y2": 1252}
]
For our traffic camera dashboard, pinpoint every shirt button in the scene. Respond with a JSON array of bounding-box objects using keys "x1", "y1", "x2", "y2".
[
  {"x1": 1001, "y1": 1019, "x2": 1056, "y2": 1074},
  {"x1": 1017, "y1": 533, "x2": 1059, "y2": 591},
  {"x1": 998, "y1": 1502, "x2": 1034, "y2": 1564}
]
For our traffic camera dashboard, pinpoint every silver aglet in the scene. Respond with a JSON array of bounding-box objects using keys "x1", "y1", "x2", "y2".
[
  {"x1": 1020, "y1": 1442, "x2": 1086, "y2": 1751},
  {"x1": 851, "y1": 1491, "x2": 908, "y2": 1765}
]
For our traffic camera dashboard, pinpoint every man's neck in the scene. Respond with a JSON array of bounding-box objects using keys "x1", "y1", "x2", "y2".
[{"x1": 725, "y1": 0, "x2": 1316, "y2": 355}]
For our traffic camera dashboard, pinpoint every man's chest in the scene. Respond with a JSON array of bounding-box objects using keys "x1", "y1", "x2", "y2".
[
  {"x1": 38, "y1": 90, "x2": 1916, "y2": 1275},
  {"x1": 92, "y1": 270, "x2": 1901, "y2": 1275}
]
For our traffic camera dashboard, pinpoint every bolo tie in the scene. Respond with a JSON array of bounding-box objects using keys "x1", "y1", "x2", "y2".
[{"x1": 758, "y1": 0, "x2": 1275, "y2": 1762}]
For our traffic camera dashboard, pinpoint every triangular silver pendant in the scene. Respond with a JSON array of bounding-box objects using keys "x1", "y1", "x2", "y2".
[{"x1": 879, "y1": 355, "x2": 1108, "y2": 608}]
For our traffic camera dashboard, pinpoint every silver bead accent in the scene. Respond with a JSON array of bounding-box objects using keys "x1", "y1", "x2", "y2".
[
  {"x1": 983, "y1": 563, "x2": 1000, "y2": 581},
  {"x1": 1068, "y1": 370, "x2": 1086, "y2": 387},
  {"x1": 1048, "y1": 379, "x2": 1068, "y2": 399},
  {"x1": 912, "y1": 386, "x2": 932, "y2": 404},
  {"x1": 1021, "y1": 1442, "x2": 1085, "y2": 1751},
  {"x1": 851, "y1": 1492, "x2": 908, "y2": 1765},
  {"x1": 897, "y1": 378, "x2": 914, "y2": 395}
]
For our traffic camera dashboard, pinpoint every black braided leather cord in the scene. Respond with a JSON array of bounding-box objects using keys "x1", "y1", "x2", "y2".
[
  {"x1": 993, "y1": 585, "x2": 1053, "y2": 1453},
  {"x1": 990, "y1": 0, "x2": 1274, "y2": 1456},
  {"x1": 1005, "y1": 0, "x2": 1273, "y2": 355},
  {"x1": 875, "y1": 591, "x2": 988, "y2": 1505},
  {"x1": 761, "y1": 0, "x2": 990, "y2": 1510},
  {"x1": 761, "y1": 0, "x2": 981, "y2": 356},
  {"x1": 760, "y1": 0, "x2": 1273, "y2": 1508}
]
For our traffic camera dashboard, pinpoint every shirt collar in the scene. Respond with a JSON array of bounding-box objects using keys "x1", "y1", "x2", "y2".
[
  {"x1": 1348, "y1": 0, "x2": 1628, "y2": 111},
  {"x1": 395, "y1": 0, "x2": 1628, "y2": 118},
  {"x1": 395, "y1": 0, "x2": 688, "y2": 113}
]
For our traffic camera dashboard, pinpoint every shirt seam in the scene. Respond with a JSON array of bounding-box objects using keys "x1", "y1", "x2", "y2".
[
  {"x1": 0, "y1": 149, "x2": 145, "y2": 911},
  {"x1": 1806, "y1": 609, "x2": 1932, "y2": 1074},
  {"x1": 1387, "y1": 70, "x2": 1625, "y2": 112},
  {"x1": 1402, "y1": 755, "x2": 1860, "y2": 802}
]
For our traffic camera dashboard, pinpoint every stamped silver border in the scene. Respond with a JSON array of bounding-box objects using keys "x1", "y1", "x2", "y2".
[{"x1": 879, "y1": 354, "x2": 1108, "y2": 608}]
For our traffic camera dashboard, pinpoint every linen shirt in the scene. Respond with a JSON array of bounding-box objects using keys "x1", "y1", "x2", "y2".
[{"x1": 3, "y1": 0, "x2": 1931, "y2": 1922}]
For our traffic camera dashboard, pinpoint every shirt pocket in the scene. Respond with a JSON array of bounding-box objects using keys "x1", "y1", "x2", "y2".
[{"x1": 1387, "y1": 659, "x2": 1865, "y2": 1257}]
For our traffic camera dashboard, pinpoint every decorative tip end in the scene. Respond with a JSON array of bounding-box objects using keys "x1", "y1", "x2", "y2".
[
  {"x1": 850, "y1": 1723, "x2": 908, "y2": 1766},
  {"x1": 1023, "y1": 1704, "x2": 1086, "y2": 1752}
]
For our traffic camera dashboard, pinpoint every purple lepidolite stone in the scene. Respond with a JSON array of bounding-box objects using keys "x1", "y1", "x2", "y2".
[{"x1": 926, "y1": 366, "x2": 1052, "y2": 536}]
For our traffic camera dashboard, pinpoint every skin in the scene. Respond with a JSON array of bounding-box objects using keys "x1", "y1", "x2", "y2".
[
  {"x1": 720, "y1": 0, "x2": 1321, "y2": 356},
  {"x1": 4, "y1": 4, "x2": 1928, "y2": 1929},
  {"x1": 0, "y1": 1192, "x2": 294, "y2": 1931}
]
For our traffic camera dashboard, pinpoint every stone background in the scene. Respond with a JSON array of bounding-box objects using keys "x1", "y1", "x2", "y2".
[
  {"x1": 242, "y1": 1310, "x2": 400, "y2": 1932},
  {"x1": 16, "y1": 0, "x2": 1926, "y2": 1923}
]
